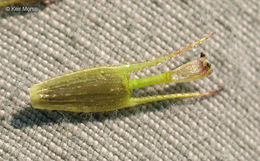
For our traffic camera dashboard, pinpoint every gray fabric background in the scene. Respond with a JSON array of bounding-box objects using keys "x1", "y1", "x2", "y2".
[{"x1": 0, "y1": 0, "x2": 259, "y2": 160}]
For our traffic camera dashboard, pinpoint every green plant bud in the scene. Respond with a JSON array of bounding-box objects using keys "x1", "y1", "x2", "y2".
[{"x1": 30, "y1": 33, "x2": 221, "y2": 112}]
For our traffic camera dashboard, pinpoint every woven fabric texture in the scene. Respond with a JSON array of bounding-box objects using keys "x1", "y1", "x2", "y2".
[{"x1": 0, "y1": 0, "x2": 259, "y2": 160}]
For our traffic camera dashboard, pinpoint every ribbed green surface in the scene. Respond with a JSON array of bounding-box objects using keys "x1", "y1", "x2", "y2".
[{"x1": 0, "y1": 0, "x2": 259, "y2": 160}]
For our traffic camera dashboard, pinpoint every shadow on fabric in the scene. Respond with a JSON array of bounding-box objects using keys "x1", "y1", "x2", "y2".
[{"x1": 11, "y1": 83, "x2": 203, "y2": 129}]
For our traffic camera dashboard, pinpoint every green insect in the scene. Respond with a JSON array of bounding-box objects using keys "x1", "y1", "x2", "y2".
[{"x1": 30, "y1": 33, "x2": 220, "y2": 113}]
